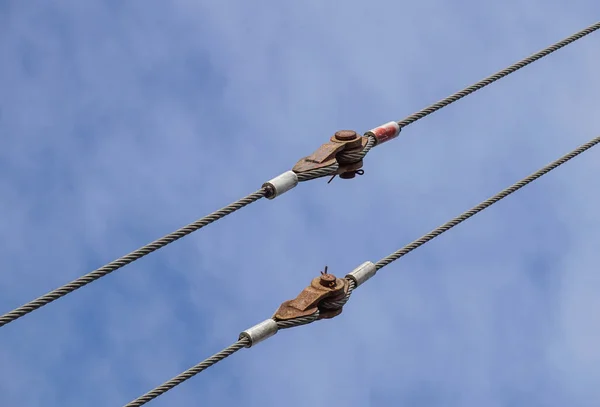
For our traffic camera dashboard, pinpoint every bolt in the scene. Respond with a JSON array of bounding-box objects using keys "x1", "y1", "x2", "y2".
[
  {"x1": 339, "y1": 171, "x2": 356, "y2": 180},
  {"x1": 319, "y1": 273, "x2": 337, "y2": 288},
  {"x1": 334, "y1": 130, "x2": 358, "y2": 141}
]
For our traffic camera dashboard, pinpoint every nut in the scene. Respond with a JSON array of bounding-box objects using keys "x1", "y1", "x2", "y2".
[
  {"x1": 334, "y1": 130, "x2": 359, "y2": 141},
  {"x1": 319, "y1": 273, "x2": 337, "y2": 287}
]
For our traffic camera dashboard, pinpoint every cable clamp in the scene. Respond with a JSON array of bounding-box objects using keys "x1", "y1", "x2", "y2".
[
  {"x1": 292, "y1": 130, "x2": 369, "y2": 183},
  {"x1": 273, "y1": 266, "x2": 350, "y2": 321}
]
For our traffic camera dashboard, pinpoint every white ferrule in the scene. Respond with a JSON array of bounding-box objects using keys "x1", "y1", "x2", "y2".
[
  {"x1": 262, "y1": 171, "x2": 298, "y2": 199},
  {"x1": 239, "y1": 319, "x2": 278, "y2": 348},
  {"x1": 346, "y1": 261, "x2": 377, "y2": 287}
]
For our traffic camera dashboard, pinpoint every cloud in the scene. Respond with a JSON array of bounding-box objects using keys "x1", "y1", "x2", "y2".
[{"x1": 1, "y1": 1, "x2": 599, "y2": 406}]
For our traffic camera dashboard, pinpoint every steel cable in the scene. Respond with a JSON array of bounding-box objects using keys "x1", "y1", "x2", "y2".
[
  {"x1": 123, "y1": 338, "x2": 250, "y2": 407},
  {"x1": 396, "y1": 21, "x2": 600, "y2": 129},
  {"x1": 0, "y1": 189, "x2": 267, "y2": 328},
  {"x1": 296, "y1": 164, "x2": 340, "y2": 181},
  {"x1": 376, "y1": 135, "x2": 600, "y2": 269},
  {"x1": 312, "y1": 22, "x2": 600, "y2": 179},
  {"x1": 124, "y1": 314, "x2": 321, "y2": 407}
]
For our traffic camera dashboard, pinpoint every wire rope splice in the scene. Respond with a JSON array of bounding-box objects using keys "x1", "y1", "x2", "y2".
[
  {"x1": 291, "y1": 123, "x2": 400, "y2": 184},
  {"x1": 239, "y1": 266, "x2": 357, "y2": 350},
  {"x1": 274, "y1": 266, "x2": 351, "y2": 321}
]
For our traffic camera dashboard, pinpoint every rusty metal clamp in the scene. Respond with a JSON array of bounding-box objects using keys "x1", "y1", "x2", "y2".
[
  {"x1": 273, "y1": 267, "x2": 350, "y2": 321},
  {"x1": 292, "y1": 130, "x2": 369, "y2": 181}
]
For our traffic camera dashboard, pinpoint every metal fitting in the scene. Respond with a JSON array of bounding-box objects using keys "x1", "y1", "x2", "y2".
[
  {"x1": 346, "y1": 261, "x2": 377, "y2": 287},
  {"x1": 334, "y1": 130, "x2": 361, "y2": 142},
  {"x1": 262, "y1": 171, "x2": 298, "y2": 199},
  {"x1": 292, "y1": 130, "x2": 369, "y2": 181},
  {"x1": 365, "y1": 121, "x2": 401, "y2": 145},
  {"x1": 273, "y1": 267, "x2": 350, "y2": 321},
  {"x1": 239, "y1": 319, "x2": 278, "y2": 348}
]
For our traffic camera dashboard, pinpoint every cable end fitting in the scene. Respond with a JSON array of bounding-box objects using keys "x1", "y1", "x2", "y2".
[
  {"x1": 262, "y1": 171, "x2": 298, "y2": 199},
  {"x1": 365, "y1": 122, "x2": 401, "y2": 146},
  {"x1": 346, "y1": 261, "x2": 377, "y2": 287},
  {"x1": 239, "y1": 318, "x2": 278, "y2": 348}
]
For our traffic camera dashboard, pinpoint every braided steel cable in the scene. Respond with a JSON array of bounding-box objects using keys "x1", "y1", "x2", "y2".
[
  {"x1": 376, "y1": 135, "x2": 600, "y2": 270},
  {"x1": 337, "y1": 136, "x2": 377, "y2": 163},
  {"x1": 320, "y1": 279, "x2": 356, "y2": 310},
  {"x1": 123, "y1": 337, "x2": 250, "y2": 407},
  {"x1": 396, "y1": 21, "x2": 600, "y2": 129},
  {"x1": 125, "y1": 313, "x2": 322, "y2": 407},
  {"x1": 296, "y1": 164, "x2": 340, "y2": 181},
  {"x1": 275, "y1": 312, "x2": 320, "y2": 329},
  {"x1": 303, "y1": 22, "x2": 600, "y2": 179},
  {"x1": 0, "y1": 189, "x2": 268, "y2": 328}
]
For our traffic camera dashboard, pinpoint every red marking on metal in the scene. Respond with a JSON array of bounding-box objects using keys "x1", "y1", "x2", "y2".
[{"x1": 370, "y1": 122, "x2": 400, "y2": 144}]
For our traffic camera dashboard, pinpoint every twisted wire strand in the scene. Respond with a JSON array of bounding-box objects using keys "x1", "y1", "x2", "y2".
[
  {"x1": 297, "y1": 22, "x2": 600, "y2": 182},
  {"x1": 0, "y1": 189, "x2": 268, "y2": 328},
  {"x1": 123, "y1": 337, "x2": 251, "y2": 407},
  {"x1": 337, "y1": 136, "x2": 377, "y2": 163},
  {"x1": 126, "y1": 312, "x2": 322, "y2": 406},
  {"x1": 320, "y1": 279, "x2": 357, "y2": 310},
  {"x1": 296, "y1": 164, "x2": 339, "y2": 182},
  {"x1": 275, "y1": 313, "x2": 320, "y2": 330},
  {"x1": 397, "y1": 21, "x2": 600, "y2": 129},
  {"x1": 376, "y1": 135, "x2": 600, "y2": 270}
]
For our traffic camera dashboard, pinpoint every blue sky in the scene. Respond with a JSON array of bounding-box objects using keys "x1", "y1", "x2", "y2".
[{"x1": 1, "y1": 2, "x2": 600, "y2": 406}]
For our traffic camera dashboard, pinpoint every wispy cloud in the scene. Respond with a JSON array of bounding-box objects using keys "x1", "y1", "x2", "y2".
[{"x1": 1, "y1": 1, "x2": 599, "y2": 406}]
